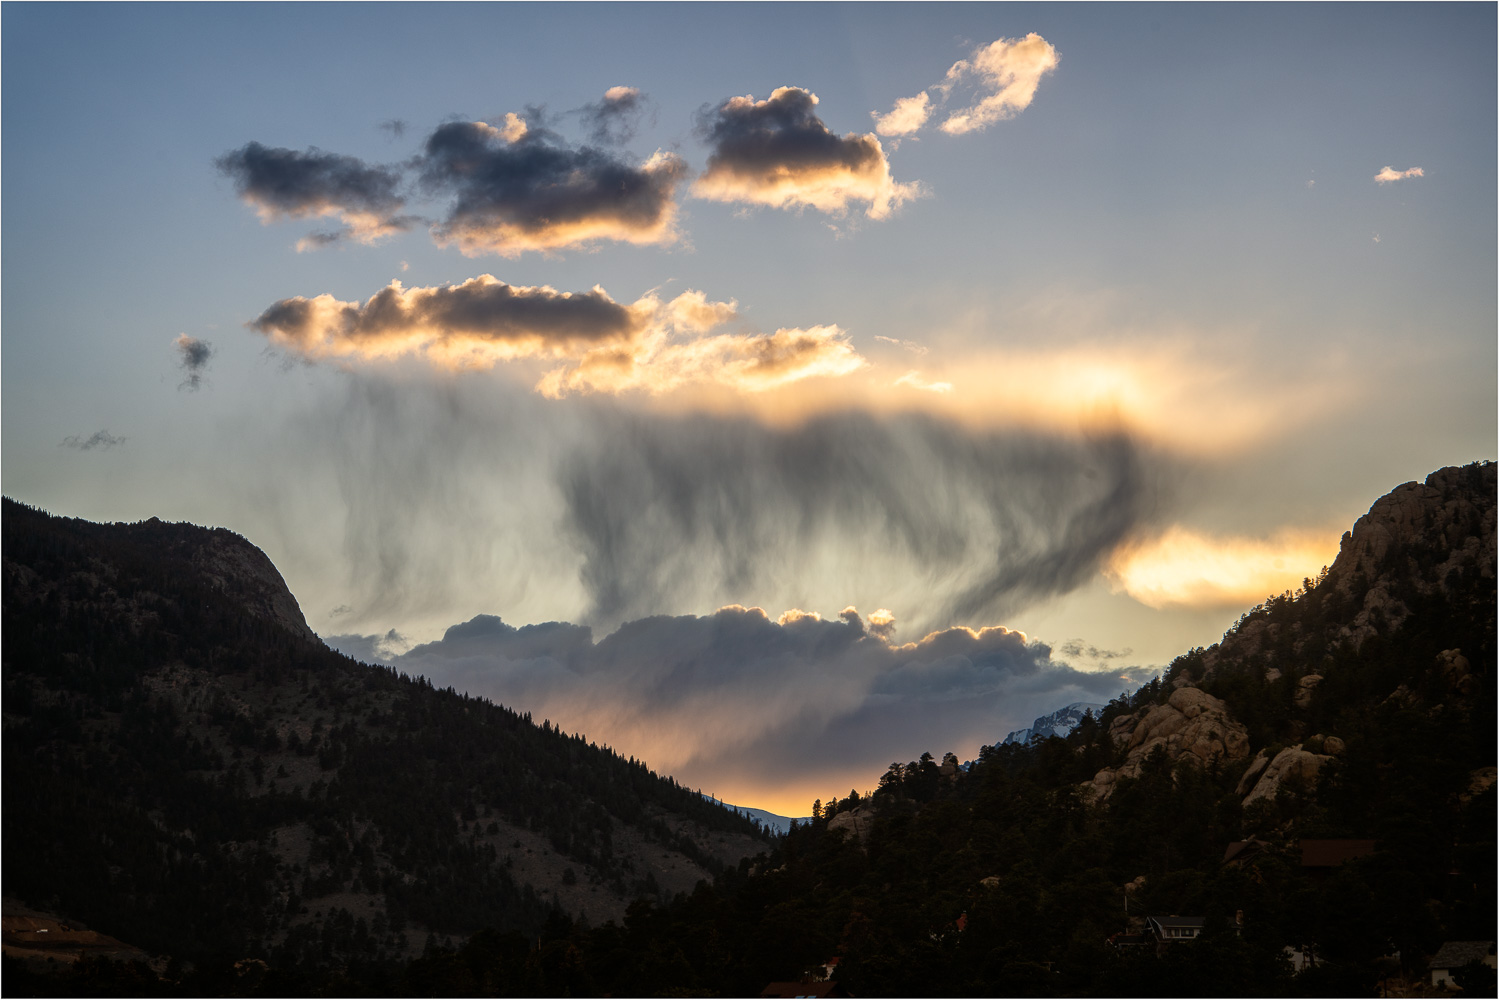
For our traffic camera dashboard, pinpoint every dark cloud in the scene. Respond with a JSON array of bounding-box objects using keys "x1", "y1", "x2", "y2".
[
  {"x1": 60, "y1": 429, "x2": 126, "y2": 451},
  {"x1": 577, "y1": 86, "x2": 647, "y2": 145},
  {"x1": 327, "y1": 604, "x2": 1156, "y2": 803},
  {"x1": 174, "y1": 334, "x2": 214, "y2": 391},
  {"x1": 559, "y1": 410, "x2": 1161, "y2": 629},
  {"x1": 418, "y1": 117, "x2": 687, "y2": 256},
  {"x1": 269, "y1": 377, "x2": 1167, "y2": 669},
  {"x1": 1058, "y1": 640, "x2": 1134, "y2": 661},
  {"x1": 379, "y1": 118, "x2": 407, "y2": 139},
  {"x1": 248, "y1": 275, "x2": 645, "y2": 364},
  {"x1": 693, "y1": 86, "x2": 918, "y2": 218},
  {"x1": 215, "y1": 141, "x2": 410, "y2": 245}
]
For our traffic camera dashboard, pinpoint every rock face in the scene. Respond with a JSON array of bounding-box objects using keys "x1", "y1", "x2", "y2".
[
  {"x1": 1199, "y1": 464, "x2": 1496, "y2": 676},
  {"x1": 826, "y1": 805, "x2": 879, "y2": 841},
  {"x1": 1087, "y1": 686, "x2": 1251, "y2": 801},
  {"x1": 1240, "y1": 746, "x2": 1332, "y2": 808},
  {"x1": 190, "y1": 528, "x2": 319, "y2": 644}
]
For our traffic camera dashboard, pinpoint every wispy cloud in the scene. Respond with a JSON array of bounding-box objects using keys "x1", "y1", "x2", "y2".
[
  {"x1": 875, "y1": 335, "x2": 929, "y2": 355},
  {"x1": 60, "y1": 429, "x2": 126, "y2": 450},
  {"x1": 174, "y1": 333, "x2": 215, "y2": 391},
  {"x1": 893, "y1": 370, "x2": 953, "y2": 394},
  {"x1": 872, "y1": 33, "x2": 1059, "y2": 138},
  {"x1": 577, "y1": 86, "x2": 648, "y2": 145},
  {"x1": 558, "y1": 413, "x2": 1158, "y2": 628},
  {"x1": 694, "y1": 87, "x2": 921, "y2": 219},
  {"x1": 1374, "y1": 165, "x2": 1424, "y2": 184}
]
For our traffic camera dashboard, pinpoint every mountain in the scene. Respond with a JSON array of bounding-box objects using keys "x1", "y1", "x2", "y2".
[
  {"x1": 358, "y1": 462, "x2": 1487, "y2": 998},
  {"x1": 1002, "y1": 702, "x2": 1108, "y2": 745},
  {"x1": 1, "y1": 499, "x2": 772, "y2": 981},
  {"x1": 3, "y1": 463, "x2": 1493, "y2": 996},
  {"x1": 720, "y1": 802, "x2": 811, "y2": 836}
]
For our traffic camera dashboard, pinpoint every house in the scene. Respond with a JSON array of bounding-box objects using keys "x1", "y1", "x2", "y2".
[
  {"x1": 1147, "y1": 915, "x2": 1205, "y2": 942},
  {"x1": 1427, "y1": 940, "x2": 1496, "y2": 988},
  {"x1": 1222, "y1": 838, "x2": 1271, "y2": 865}
]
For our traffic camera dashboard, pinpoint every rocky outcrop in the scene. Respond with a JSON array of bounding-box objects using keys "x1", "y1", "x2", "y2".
[
  {"x1": 826, "y1": 805, "x2": 879, "y2": 841},
  {"x1": 1240, "y1": 745, "x2": 1332, "y2": 808},
  {"x1": 1198, "y1": 464, "x2": 1495, "y2": 679},
  {"x1": 191, "y1": 529, "x2": 318, "y2": 644},
  {"x1": 1086, "y1": 686, "x2": 1251, "y2": 801}
]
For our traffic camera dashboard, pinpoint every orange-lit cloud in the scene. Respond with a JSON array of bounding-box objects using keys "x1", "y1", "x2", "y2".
[
  {"x1": 1374, "y1": 165, "x2": 1424, "y2": 184},
  {"x1": 1104, "y1": 525, "x2": 1340, "y2": 609},
  {"x1": 893, "y1": 370, "x2": 953, "y2": 394},
  {"x1": 250, "y1": 277, "x2": 869, "y2": 396},
  {"x1": 872, "y1": 92, "x2": 934, "y2": 137},
  {"x1": 873, "y1": 33, "x2": 1059, "y2": 140},
  {"x1": 938, "y1": 33, "x2": 1060, "y2": 135},
  {"x1": 694, "y1": 87, "x2": 921, "y2": 219},
  {"x1": 249, "y1": 275, "x2": 651, "y2": 368},
  {"x1": 540, "y1": 323, "x2": 866, "y2": 397}
]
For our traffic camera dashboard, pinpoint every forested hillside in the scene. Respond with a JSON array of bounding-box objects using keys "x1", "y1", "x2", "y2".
[
  {"x1": 382, "y1": 463, "x2": 1494, "y2": 997},
  {"x1": 2, "y1": 499, "x2": 768, "y2": 986},
  {"x1": 4, "y1": 463, "x2": 1494, "y2": 997}
]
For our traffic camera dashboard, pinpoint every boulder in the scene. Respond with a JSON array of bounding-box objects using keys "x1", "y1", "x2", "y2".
[
  {"x1": 1294, "y1": 674, "x2": 1324, "y2": 709},
  {"x1": 826, "y1": 805, "x2": 878, "y2": 841},
  {"x1": 1241, "y1": 746, "x2": 1332, "y2": 808},
  {"x1": 1090, "y1": 690, "x2": 1250, "y2": 801},
  {"x1": 1236, "y1": 750, "x2": 1272, "y2": 797}
]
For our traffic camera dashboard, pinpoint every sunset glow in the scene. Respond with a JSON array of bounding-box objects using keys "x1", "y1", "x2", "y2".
[{"x1": 4, "y1": 5, "x2": 1492, "y2": 815}]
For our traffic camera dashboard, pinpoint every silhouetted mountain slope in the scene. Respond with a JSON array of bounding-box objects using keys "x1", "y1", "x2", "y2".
[
  {"x1": 444, "y1": 463, "x2": 1488, "y2": 998},
  {"x1": 1, "y1": 499, "x2": 770, "y2": 976},
  {"x1": 3, "y1": 463, "x2": 1493, "y2": 997}
]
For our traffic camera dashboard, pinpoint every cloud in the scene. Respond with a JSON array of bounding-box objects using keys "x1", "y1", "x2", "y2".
[
  {"x1": 874, "y1": 33, "x2": 1059, "y2": 139},
  {"x1": 893, "y1": 370, "x2": 953, "y2": 394},
  {"x1": 250, "y1": 275, "x2": 649, "y2": 368},
  {"x1": 328, "y1": 603, "x2": 1154, "y2": 813},
  {"x1": 871, "y1": 92, "x2": 934, "y2": 137},
  {"x1": 1057, "y1": 639, "x2": 1132, "y2": 661},
  {"x1": 578, "y1": 86, "x2": 647, "y2": 145},
  {"x1": 379, "y1": 119, "x2": 407, "y2": 139},
  {"x1": 215, "y1": 142, "x2": 410, "y2": 246},
  {"x1": 60, "y1": 429, "x2": 126, "y2": 450},
  {"x1": 557, "y1": 411, "x2": 1159, "y2": 629},
  {"x1": 875, "y1": 335, "x2": 929, "y2": 355},
  {"x1": 1104, "y1": 524, "x2": 1339, "y2": 609},
  {"x1": 693, "y1": 87, "x2": 921, "y2": 219},
  {"x1": 1374, "y1": 165, "x2": 1424, "y2": 184},
  {"x1": 419, "y1": 118, "x2": 688, "y2": 256},
  {"x1": 174, "y1": 333, "x2": 214, "y2": 390},
  {"x1": 539, "y1": 322, "x2": 867, "y2": 397},
  {"x1": 251, "y1": 277, "x2": 870, "y2": 395}
]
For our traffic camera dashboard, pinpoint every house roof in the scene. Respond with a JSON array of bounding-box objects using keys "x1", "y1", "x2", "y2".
[
  {"x1": 1428, "y1": 941, "x2": 1496, "y2": 970},
  {"x1": 1222, "y1": 839, "x2": 1270, "y2": 864},
  {"x1": 1300, "y1": 839, "x2": 1377, "y2": 867},
  {"x1": 1148, "y1": 915, "x2": 1205, "y2": 930}
]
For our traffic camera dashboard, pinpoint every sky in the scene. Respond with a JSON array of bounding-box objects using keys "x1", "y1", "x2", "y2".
[{"x1": 4, "y1": 4, "x2": 1494, "y2": 814}]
